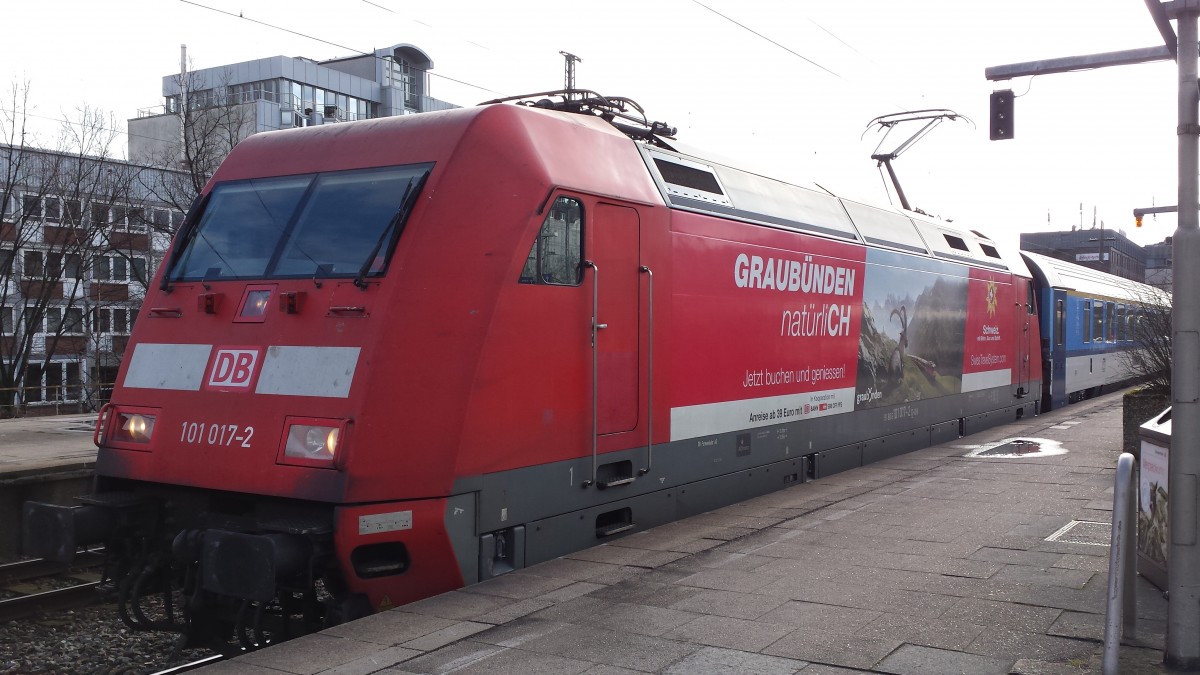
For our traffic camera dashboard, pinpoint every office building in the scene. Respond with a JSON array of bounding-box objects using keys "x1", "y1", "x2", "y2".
[{"x1": 128, "y1": 43, "x2": 459, "y2": 164}]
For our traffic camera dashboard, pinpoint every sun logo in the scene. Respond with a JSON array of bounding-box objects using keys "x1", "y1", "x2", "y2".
[{"x1": 985, "y1": 280, "x2": 998, "y2": 317}]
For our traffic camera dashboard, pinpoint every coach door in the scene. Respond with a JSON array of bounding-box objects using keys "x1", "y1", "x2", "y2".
[
  {"x1": 1014, "y1": 277, "x2": 1033, "y2": 398},
  {"x1": 588, "y1": 202, "x2": 642, "y2": 437}
]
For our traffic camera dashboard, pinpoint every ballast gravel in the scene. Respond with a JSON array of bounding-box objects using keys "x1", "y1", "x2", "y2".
[{"x1": 0, "y1": 603, "x2": 217, "y2": 674}]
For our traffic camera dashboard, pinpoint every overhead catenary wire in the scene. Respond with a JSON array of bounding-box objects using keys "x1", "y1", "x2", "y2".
[
  {"x1": 8, "y1": 0, "x2": 933, "y2": 165},
  {"x1": 688, "y1": 1, "x2": 923, "y2": 114},
  {"x1": 689, "y1": 0, "x2": 843, "y2": 80},
  {"x1": 177, "y1": 0, "x2": 502, "y2": 95}
]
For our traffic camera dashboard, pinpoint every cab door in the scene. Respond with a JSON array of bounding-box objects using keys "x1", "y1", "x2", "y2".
[{"x1": 589, "y1": 202, "x2": 641, "y2": 435}]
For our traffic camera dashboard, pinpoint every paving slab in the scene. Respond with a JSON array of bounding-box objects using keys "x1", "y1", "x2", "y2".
[
  {"x1": 661, "y1": 646, "x2": 808, "y2": 674},
  {"x1": 212, "y1": 391, "x2": 1171, "y2": 674},
  {"x1": 875, "y1": 644, "x2": 1013, "y2": 675}
]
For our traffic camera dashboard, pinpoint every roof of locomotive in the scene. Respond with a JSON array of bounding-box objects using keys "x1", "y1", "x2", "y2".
[
  {"x1": 208, "y1": 98, "x2": 1032, "y2": 278},
  {"x1": 638, "y1": 142, "x2": 1030, "y2": 276},
  {"x1": 1021, "y1": 251, "x2": 1166, "y2": 303}
]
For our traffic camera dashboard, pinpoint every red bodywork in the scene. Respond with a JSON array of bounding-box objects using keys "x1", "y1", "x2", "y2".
[{"x1": 95, "y1": 103, "x2": 1040, "y2": 610}]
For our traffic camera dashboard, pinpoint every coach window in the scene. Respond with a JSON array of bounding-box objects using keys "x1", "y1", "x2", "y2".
[
  {"x1": 1055, "y1": 299, "x2": 1064, "y2": 347},
  {"x1": 1082, "y1": 301, "x2": 1092, "y2": 343},
  {"x1": 1117, "y1": 305, "x2": 1127, "y2": 341},
  {"x1": 519, "y1": 196, "x2": 583, "y2": 286},
  {"x1": 1106, "y1": 302, "x2": 1116, "y2": 342},
  {"x1": 1092, "y1": 300, "x2": 1105, "y2": 342}
]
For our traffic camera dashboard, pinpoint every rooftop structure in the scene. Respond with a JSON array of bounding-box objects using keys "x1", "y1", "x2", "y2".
[{"x1": 128, "y1": 43, "x2": 459, "y2": 164}]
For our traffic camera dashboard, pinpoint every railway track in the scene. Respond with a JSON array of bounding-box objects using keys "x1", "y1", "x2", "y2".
[
  {"x1": 0, "y1": 580, "x2": 104, "y2": 623},
  {"x1": 0, "y1": 550, "x2": 108, "y2": 623},
  {"x1": 0, "y1": 550, "x2": 105, "y2": 585}
]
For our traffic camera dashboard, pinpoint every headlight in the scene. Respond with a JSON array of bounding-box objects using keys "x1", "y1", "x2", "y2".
[
  {"x1": 103, "y1": 406, "x2": 158, "y2": 450},
  {"x1": 278, "y1": 418, "x2": 348, "y2": 469},
  {"x1": 286, "y1": 425, "x2": 339, "y2": 459}
]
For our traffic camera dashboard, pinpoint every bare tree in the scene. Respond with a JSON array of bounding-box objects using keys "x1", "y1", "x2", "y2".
[
  {"x1": 137, "y1": 68, "x2": 256, "y2": 231},
  {"x1": 0, "y1": 80, "x2": 147, "y2": 414},
  {"x1": 1124, "y1": 291, "x2": 1172, "y2": 395}
]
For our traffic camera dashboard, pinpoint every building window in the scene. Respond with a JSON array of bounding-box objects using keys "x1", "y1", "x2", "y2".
[
  {"x1": 95, "y1": 256, "x2": 134, "y2": 282},
  {"x1": 64, "y1": 199, "x2": 82, "y2": 225},
  {"x1": 0, "y1": 307, "x2": 12, "y2": 334},
  {"x1": 23, "y1": 251, "x2": 43, "y2": 278},
  {"x1": 26, "y1": 361, "x2": 83, "y2": 402},
  {"x1": 94, "y1": 307, "x2": 130, "y2": 334},
  {"x1": 91, "y1": 203, "x2": 109, "y2": 225},
  {"x1": 44, "y1": 198, "x2": 61, "y2": 222},
  {"x1": 24, "y1": 363, "x2": 42, "y2": 403},
  {"x1": 45, "y1": 306, "x2": 82, "y2": 334},
  {"x1": 64, "y1": 307, "x2": 83, "y2": 333},
  {"x1": 65, "y1": 362, "x2": 82, "y2": 400},
  {"x1": 21, "y1": 195, "x2": 42, "y2": 219},
  {"x1": 127, "y1": 207, "x2": 146, "y2": 231},
  {"x1": 46, "y1": 253, "x2": 82, "y2": 280},
  {"x1": 22, "y1": 306, "x2": 40, "y2": 333}
]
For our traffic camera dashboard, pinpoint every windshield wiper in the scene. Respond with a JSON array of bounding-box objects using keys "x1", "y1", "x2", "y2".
[{"x1": 354, "y1": 171, "x2": 429, "y2": 289}]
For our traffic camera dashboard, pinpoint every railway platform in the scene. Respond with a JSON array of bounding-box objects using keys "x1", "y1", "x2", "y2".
[
  {"x1": 0, "y1": 413, "x2": 97, "y2": 559},
  {"x1": 202, "y1": 390, "x2": 1170, "y2": 674}
]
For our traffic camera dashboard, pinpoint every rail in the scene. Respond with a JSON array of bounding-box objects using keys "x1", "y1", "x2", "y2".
[
  {"x1": 1102, "y1": 451, "x2": 1137, "y2": 675},
  {"x1": 0, "y1": 580, "x2": 103, "y2": 623},
  {"x1": 0, "y1": 550, "x2": 105, "y2": 584}
]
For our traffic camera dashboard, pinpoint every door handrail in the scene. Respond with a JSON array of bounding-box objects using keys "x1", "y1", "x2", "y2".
[
  {"x1": 582, "y1": 260, "x2": 599, "y2": 488},
  {"x1": 639, "y1": 265, "x2": 653, "y2": 476}
]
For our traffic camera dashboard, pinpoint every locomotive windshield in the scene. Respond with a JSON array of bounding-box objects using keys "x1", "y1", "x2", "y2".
[{"x1": 167, "y1": 163, "x2": 432, "y2": 282}]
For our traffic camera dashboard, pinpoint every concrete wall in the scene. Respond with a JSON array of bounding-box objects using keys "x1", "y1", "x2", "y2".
[{"x1": 0, "y1": 468, "x2": 93, "y2": 560}]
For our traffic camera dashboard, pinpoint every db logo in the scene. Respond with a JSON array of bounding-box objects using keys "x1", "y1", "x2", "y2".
[{"x1": 205, "y1": 348, "x2": 262, "y2": 391}]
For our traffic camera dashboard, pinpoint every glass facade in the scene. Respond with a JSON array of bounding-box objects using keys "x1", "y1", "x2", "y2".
[{"x1": 167, "y1": 78, "x2": 378, "y2": 130}]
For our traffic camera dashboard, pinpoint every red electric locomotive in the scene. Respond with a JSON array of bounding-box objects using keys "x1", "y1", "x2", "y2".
[{"x1": 24, "y1": 91, "x2": 1041, "y2": 652}]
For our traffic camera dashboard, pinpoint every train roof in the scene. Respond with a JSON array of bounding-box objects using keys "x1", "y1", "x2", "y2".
[
  {"x1": 214, "y1": 96, "x2": 1033, "y2": 278},
  {"x1": 637, "y1": 143, "x2": 1031, "y2": 276},
  {"x1": 1020, "y1": 251, "x2": 1167, "y2": 303}
]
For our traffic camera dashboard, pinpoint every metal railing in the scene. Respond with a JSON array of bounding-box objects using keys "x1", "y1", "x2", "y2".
[
  {"x1": 1103, "y1": 451, "x2": 1138, "y2": 675},
  {"x1": 0, "y1": 381, "x2": 115, "y2": 418}
]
